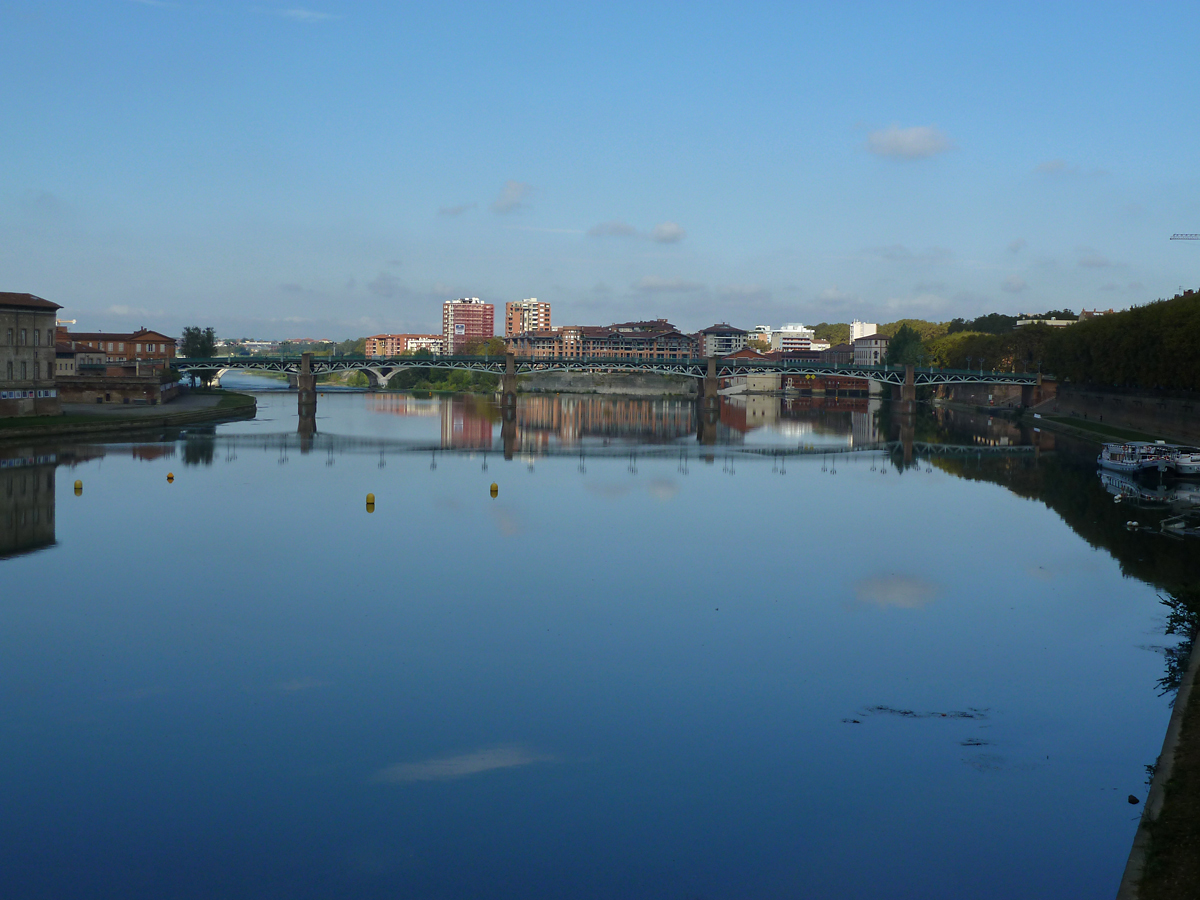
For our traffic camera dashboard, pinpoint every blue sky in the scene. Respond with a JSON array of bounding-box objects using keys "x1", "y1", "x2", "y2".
[{"x1": 2, "y1": 1, "x2": 1198, "y2": 339}]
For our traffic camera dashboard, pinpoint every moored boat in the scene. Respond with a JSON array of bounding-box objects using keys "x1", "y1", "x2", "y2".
[
  {"x1": 1097, "y1": 442, "x2": 1170, "y2": 473},
  {"x1": 1168, "y1": 446, "x2": 1200, "y2": 475}
]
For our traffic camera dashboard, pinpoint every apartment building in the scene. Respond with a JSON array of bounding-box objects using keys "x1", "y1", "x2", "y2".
[
  {"x1": 850, "y1": 320, "x2": 878, "y2": 343},
  {"x1": 443, "y1": 298, "x2": 494, "y2": 354},
  {"x1": 698, "y1": 324, "x2": 748, "y2": 356},
  {"x1": 507, "y1": 320, "x2": 696, "y2": 360},
  {"x1": 770, "y1": 323, "x2": 815, "y2": 353},
  {"x1": 505, "y1": 299, "x2": 551, "y2": 337},
  {"x1": 365, "y1": 334, "x2": 445, "y2": 357}
]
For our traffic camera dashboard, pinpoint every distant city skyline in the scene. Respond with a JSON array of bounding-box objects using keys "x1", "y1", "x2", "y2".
[{"x1": 2, "y1": 2, "x2": 1198, "y2": 340}]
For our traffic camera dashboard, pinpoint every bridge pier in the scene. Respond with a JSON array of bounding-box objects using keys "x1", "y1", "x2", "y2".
[
  {"x1": 1021, "y1": 374, "x2": 1043, "y2": 408},
  {"x1": 298, "y1": 352, "x2": 316, "y2": 424},
  {"x1": 501, "y1": 409, "x2": 517, "y2": 460},
  {"x1": 702, "y1": 356, "x2": 719, "y2": 409},
  {"x1": 501, "y1": 353, "x2": 518, "y2": 408}
]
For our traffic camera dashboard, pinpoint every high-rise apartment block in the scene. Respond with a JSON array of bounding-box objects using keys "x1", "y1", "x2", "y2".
[
  {"x1": 850, "y1": 320, "x2": 878, "y2": 343},
  {"x1": 442, "y1": 298, "x2": 494, "y2": 354},
  {"x1": 505, "y1": 298, "x2": 551, "y2": 337}
]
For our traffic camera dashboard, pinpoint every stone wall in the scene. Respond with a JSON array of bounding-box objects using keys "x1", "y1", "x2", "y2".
[
  {"x1": 1038, "y1": 384, "x2": 1200, "y2": 444},
  {"x1": 57, "y1": 376, "x2": 181, "y2": 406}
]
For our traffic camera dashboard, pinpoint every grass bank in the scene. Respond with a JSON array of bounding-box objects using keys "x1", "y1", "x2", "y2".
[{"x1": 0, "y1": 390, "x2": 256, "y2": 443}]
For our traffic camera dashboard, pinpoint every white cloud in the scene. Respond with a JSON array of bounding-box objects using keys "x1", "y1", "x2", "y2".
[
  {"x1": 1035, "y1": 159, "x2": 1073, "y2": 174},
  {"x1": 865, "y1": 244, "x2": 953, "y2": 264},
  {"x1": 647, "y1": 479, "x2": 678, "y2": 500},
  {"x1": 1001, "y1": 276, "x2": 1027, "y2": 293},
  {"x1": 651, "y1": 221, "x2": 686, "y2": 243},
  {"x1": 719, "y1": 283, "x2": 771, "y2": 304},
  {"x1": 1008, "y1": 238, "x2": 1026, "y2": 254},
  {"x1": 438, "y1": 202, "x2": 476, "y2": 216},
  {"x1": 372, "y1": 745, "x2": 555, "y2": 783},
  {"x1": 866, "y1": 125, "x2": 951, "y2": 159},
  {"x1": 819, "y1": 285, "x2": 856, "y2": 304},
  {"x1": 854, "y1": 574, "x2": 939, "y2": 609},
  {"x1": 491, "y1": 180, "x2": 533, "y2": 214},
  {"x1": 105, "y1": 304, "x2": 149, "y2": 316},
  {"x1": 367, "y1": 272, "x2": 402, "y2": 297},
  {"x1": 631, "y1": 276, "x2": 704, "y2": 293},
  {"x1": 277, "y1": 8, "x2": 339, "y2": 22},
  {"x1": 587, "y1": 220, "x2": 638, "y2": 238}
]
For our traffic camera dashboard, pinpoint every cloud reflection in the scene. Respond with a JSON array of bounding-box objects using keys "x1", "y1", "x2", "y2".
[
  {"x1": 372, "y1": 745, "x2": 555, "y2": 784},
  {"x1": 854, "y1": 574, "x2": 939, "y2": 609}
]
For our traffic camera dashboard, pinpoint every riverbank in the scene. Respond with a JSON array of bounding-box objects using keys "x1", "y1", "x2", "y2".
[
  {"x1": 0, "y1": 390, "x2": 256, "y2": 443},
  {"x1": 1121, "y1": 629, "x2": 1200, "y2": 900}
]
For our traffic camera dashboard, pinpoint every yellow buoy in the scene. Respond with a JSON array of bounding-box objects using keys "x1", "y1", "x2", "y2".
[
  {"x1": 167, "y1": 472, "x2": 174, "y2": 483},
  {"x1": 74, "y1": 480, "x2": 82, "y2": 496},
  {"x1": 366, "y1": 492, "x2": 375, "y2": 513},
  {"x1": 490, "y1": 483, "x2": 498, "y2": 498}
]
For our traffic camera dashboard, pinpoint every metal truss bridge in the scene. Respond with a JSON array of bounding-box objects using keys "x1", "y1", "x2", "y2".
[{"x1": 172, "y1": 355, "x2": 1042, "y2": 387}]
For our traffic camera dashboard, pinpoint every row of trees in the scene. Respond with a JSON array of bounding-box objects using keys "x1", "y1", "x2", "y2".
[{"x1": 880, "y1": 290, "x2": 1200, "y2": 391}]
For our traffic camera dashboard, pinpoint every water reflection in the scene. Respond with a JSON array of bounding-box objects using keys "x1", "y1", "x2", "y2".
[
  {"x1": 5, "y1": 391, "x2": 1200, "y2": 898},
  {"x1": 0, "y1": 451, "x2": 56, "y2": 559}
]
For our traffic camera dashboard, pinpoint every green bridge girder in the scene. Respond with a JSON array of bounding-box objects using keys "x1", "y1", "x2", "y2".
[{"x1": 172, "y1": 355, "x2": 1043, "y2": 386}]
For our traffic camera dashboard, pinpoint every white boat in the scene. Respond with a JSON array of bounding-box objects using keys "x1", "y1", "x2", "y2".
[
  {"x1": 1168, "y1": 446, "x2": 1200, "y2": 475},
  {"x1": 1097, "y1": 442, "x2": 1170, "y2": 473}
]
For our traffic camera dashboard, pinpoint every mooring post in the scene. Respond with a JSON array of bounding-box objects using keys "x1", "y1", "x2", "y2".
[
  {"x1": 298, "y1": 351, "x2": 317, "y2": 422},
  {"x1": 501, "y1": 353, "x2": 518, "y2": 408}
]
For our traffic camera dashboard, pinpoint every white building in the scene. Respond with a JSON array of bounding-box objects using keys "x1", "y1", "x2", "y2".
[
  {"x1": 853, "y1": 333, "x2": 889, "y2": 366},
  {"x1": 850, "y1": 320, "x2": 878, "y2": 343},
  {"x1": 698, "y1": 323, "x2": 748, "y2": 356},
  {"x1": 770, "y1": 323, "x2": 815, "y2": 352}
]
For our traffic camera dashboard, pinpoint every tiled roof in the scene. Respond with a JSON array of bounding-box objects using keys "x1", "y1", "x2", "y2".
[{"x1": 0, "y1": 292, "x2": 61, "y2": 311}]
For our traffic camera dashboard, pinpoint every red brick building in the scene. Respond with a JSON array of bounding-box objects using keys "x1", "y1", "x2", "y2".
[
  {"x1": 507, "y1": 319, "x2": 696, "y2": 360},
  {"x1": 443, "y1": 298, "x2": 494, "y2": 354},
  {"x1": 59, "y1": 328, "x2": 176, "y2": 367},
  {"x1": 504, "y1": 299, "x2": 550, "y2": 337}
]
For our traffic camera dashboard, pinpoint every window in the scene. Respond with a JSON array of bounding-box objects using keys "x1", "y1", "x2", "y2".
[
  {"x1": 136, "y1": 344, "x2": 142, "y2": 352},
  {"x1": 20, "y1": 328, "x2": 26, "y2": 345},
  {"x1": 21, "y1": 362, "x2": 27, "y2": 380},
  {"x1": 107, "y1": 342, "x2": 113, "y2": 352},
  {"x1": 47, "y1": 329, "x2": 53, "y2": 346},
  {"x1": 5, "y1": 362, "x2": 10, "y2": 380},
  {"x1": 118, "y1": 343, "x2": 124, "y2": 351},
  {"x1": 33, "y1": 329, "x2": 40, "y2": 347}
]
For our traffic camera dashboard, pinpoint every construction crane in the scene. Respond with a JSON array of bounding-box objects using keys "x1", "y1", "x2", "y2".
[{"x1": 1171, "y1": 233, "x2": 1199, "y2": 240}]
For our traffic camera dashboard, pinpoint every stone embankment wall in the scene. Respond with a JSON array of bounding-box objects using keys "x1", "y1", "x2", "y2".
[
  {"x1": 521, "y1": 372, "x2": 697, "y2": 396},
  {"x1": 1037, "y1": 384, "x2": 1200, "y2": 444}
]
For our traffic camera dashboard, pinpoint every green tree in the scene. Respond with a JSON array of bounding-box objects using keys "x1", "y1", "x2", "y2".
[
  {"x1": 181, "y1": 326, "x2": 217, "y2": 358},
  {"x1": 813, "y1": 322, "x2": 850, "y2": 345},
  {"x1": 879, "y1": 319, "x2": 948, "y2": 341},
  {"x1": 463, "y1": 336, "x2": 507, "y2": 356},
  {"x1": 885, "y1": 324, "x2": 925, "y2": 366}
]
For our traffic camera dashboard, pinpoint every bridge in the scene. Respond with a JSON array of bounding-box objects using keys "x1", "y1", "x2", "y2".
[
  {"x1": 175, "y1": 352, "x2": 1048, "y2": 429},
  {"x1": 173, "y1": 353, "x2": 1042, "y2": 388}
]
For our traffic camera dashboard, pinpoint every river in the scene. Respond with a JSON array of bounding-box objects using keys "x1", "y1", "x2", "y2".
[{"x1": 2, "y1": 373, "x2": 1193, "y2": 899}]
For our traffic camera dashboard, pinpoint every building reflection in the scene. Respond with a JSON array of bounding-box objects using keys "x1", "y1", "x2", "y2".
[{"x1": 1, "y1": 452, "x2": 56, "y2": 559}]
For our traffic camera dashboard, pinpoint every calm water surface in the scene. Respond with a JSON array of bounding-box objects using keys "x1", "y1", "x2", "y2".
[{"x1": 2, "y1": 376, "x2": 1193, "y2": 899}]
